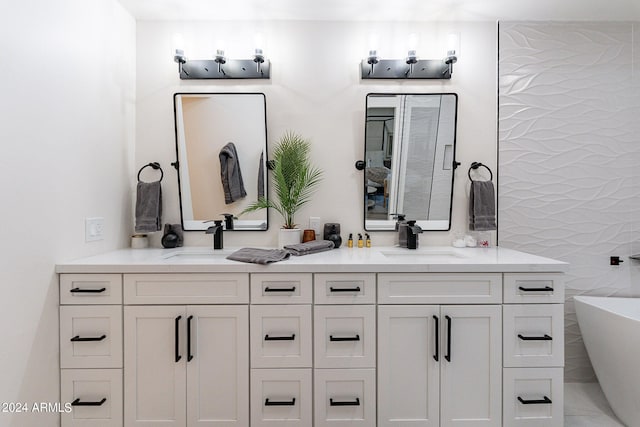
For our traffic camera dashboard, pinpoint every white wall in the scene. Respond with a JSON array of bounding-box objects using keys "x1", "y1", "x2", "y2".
[
  {"x1": 136, "y1": 20, "x2": 497, "y2": 247},
  {"x1": 0, "y1": 1, "x2": 135, "y2": 425},
  {"x1": 498, "y1": 21, "x2": 640, "y2": 382}
]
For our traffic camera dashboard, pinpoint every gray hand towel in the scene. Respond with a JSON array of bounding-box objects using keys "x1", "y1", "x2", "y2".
[
  {"x1": 468, "y1": 180, "x2": 496, "y2": 231},
  {"x1": 219, "y1": 142, "x2": 247, "y2": 204},
  {"x1": 284, "y1": 240, "x2": 335, "y2": 256},
  {"x1": 226, "y1": 248, "x2": 291, "y2": 264},
  {"x1": 135, "y1": 180, "x2": 162, "y2": 232}
]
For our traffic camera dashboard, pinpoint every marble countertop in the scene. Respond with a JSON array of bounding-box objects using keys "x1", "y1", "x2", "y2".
[{"x1": 56, "y1": 246, "x2": 568, "y2": 274}]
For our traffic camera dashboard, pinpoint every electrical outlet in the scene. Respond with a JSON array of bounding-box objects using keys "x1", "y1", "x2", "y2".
[
  {"x1": 309, "y1": 216, "x2": 321, "y2": 237},
  {"x1": 85, "y1": 217, "x2": 104, "y2": 242}
]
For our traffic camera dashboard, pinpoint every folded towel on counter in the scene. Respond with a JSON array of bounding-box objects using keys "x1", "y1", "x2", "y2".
[
  {"x1": 135, "y1": 180, "x2": 162, "y2": 232},
  {"x1": 468, "y1": 180, "x2": 497, "y2": 231},
  {"x1": 226, "y1": 248, "x2": 291, "y2": 265},
  {"x1": 219, "y1": 142, "x2": 247, "y2": 204},
  {"x1": 284, "y1": 240, "x2": 335, "y2": 256}
]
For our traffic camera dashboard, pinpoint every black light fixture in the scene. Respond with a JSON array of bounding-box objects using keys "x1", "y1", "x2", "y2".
[{"x1": 172, "y1": 46, "x2": 270, "y2": 80}]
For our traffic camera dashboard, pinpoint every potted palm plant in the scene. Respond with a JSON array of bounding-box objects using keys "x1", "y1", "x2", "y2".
[{"x1": 242, "y1": 131, "x2": 323, "y2": 248}]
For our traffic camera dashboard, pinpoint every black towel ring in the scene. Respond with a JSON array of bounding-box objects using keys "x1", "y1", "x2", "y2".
[
  {"x1": 468, "y1": 162, "x2": 493, "y2": 182},
  {"x1": 137, "y1": 162, "x2": 163, "y2": 182}
]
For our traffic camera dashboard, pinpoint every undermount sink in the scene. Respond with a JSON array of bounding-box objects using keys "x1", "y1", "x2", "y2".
[
  {"x1": 161, "y1": 249, "x2": 234, "y2": 260},
  {"x1": 380, "y1": 248, "x2": 470, "y2": 261}
]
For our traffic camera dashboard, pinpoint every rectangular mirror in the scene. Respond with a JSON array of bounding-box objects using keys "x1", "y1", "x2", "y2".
[
  {"x1": 364, "y1": 93, "x2": 458, "y2": 231},
  {"x1": 173, "y1": 93, "x2": 268, "y2": 231}
]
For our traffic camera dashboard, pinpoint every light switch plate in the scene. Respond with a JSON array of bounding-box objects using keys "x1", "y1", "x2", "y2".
[
  {"x1": 309, "y1": 216, "x2": 321, "y2": 237},
  {"x1": 85, "y1": 217, "x2": 104, "y2": 242}
]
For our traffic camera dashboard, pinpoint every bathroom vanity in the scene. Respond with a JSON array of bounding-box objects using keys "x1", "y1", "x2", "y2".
[{"x1": 57, "y1": 246, "x2": 567, "y2": 427}]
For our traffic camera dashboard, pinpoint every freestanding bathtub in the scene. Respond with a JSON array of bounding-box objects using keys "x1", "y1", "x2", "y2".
[{"x1": 574, "y1": 296, "x2": 640, "y2": 427}]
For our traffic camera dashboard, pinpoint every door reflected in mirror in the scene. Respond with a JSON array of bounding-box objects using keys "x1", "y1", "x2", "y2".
[
  {"x1": 174, "y1": 93, "x2": 268, "y2": 231},
  {"x1": 364, "y1": 93, "x2": 458, "y2": 231}
]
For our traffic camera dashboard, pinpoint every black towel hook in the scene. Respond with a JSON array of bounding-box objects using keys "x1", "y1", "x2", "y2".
[
  {"x1": 468, "y1": 162, "x2": 493, "y2": 182},
  {"x1": 137, "y1": 162, "x2": 163, "y2": 182}
]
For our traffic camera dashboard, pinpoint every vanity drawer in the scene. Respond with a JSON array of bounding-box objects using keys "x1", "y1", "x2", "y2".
[
  {"x1": 61, "y1": 368, "x2": 123, "y2": 427},
  {"x1": 60, "y1": 306, "x2": 122, "y2": 369},
  {"x1": 251, "y1": 369, "x2": 312, "y2": 427},
  {"x1": 314, "y1": 368, "x2": 376, "y2": 427},
  {"x1": 250, "y1": 305, "x2": 312, "y2": 368},
  {"x1": 378, "y1": 273, "x2": 502, "y2": 304},
  {"x1": 123, "y1": 273, "x2": 249, "y2": 304},
  {"x1": 503, "y1": 367, "x2": 563, "y2": 427},
  {"x1": 314, "y1": 273, "x2": 376, "y2": 304},
  {"x1": 504, "y1": 304, "x2": 564, "y2": 367},
  {"x1": 251, "y1": 273, "x2": 312, "y2": 304},
  {"x1": 314, "y1": 305, "x2": 376, "y2": 368},
  {"x1": 504, "y1": 273, "x2": 564, "y2": 304},
  {"x1": 60, "y1": 274, "x2": 122, "y2": 305}
]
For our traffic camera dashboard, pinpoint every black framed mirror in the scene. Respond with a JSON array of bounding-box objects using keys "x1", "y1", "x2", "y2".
[
  {"x1": 363, "y1": 93, "x2": 458, "y2": 231},
  {"x1": 173, "y1": 93, "x2": 268, "y2": 231}
]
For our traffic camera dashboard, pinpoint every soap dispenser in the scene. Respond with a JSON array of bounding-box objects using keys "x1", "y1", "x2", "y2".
[
  {"x1": 394, "y1": 214, "x2": 408, "y2": 247},
  {"x1": 406, "y1": 220, "x2": 423, "y2": 250}
]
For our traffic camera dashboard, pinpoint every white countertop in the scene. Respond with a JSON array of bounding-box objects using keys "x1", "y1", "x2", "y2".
[{"x1": 55, "y1": 246, "x2": 568, "y2": 274}]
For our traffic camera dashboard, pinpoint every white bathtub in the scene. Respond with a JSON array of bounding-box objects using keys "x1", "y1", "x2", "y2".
[{"x1": 574, "y1": 296, "x2": 640, "y2": 427}]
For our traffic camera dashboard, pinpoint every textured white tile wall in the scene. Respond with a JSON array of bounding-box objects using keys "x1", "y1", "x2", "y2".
[{"x1": 498, "y1": 22, "x2": 640, "y2": 382}]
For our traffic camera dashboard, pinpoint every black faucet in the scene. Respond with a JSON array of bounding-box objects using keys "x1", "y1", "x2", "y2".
[
  {"x1": 205, "y1": 220, "x2": 224, "y2": 249},
  {"x1": 406, "y1": 220, "x2": 423, "y2": 249},
  {"x1": 221, "y1": 213, "x2": 236, "y2": 230}
]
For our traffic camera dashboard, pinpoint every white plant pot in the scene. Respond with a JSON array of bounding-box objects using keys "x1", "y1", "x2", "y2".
[{"x1": 278, "y1": 228, "x2": 302, "y2": 249}]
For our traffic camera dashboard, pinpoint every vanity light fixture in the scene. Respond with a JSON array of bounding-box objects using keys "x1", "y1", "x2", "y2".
[
  {"x1": 172, "y1": 47, "x2": 270, "y2": 80},
  {"x1": 361, "y1": 42, "x2": 458, "y2": 80}
]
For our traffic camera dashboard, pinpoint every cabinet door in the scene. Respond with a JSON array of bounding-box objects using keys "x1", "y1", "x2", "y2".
[
  {"x1": 378, "y1": 305, "x2": 440, "y2": 427},
  {"x1": 186, "y1": 305, "x2": 249, "y2": 427},
  {"x1": 124, "y1": 306, "x2": 186, "y2": 427},
  {"x1": 440, "y1": 305, "x2": 502, "y2": 427}
]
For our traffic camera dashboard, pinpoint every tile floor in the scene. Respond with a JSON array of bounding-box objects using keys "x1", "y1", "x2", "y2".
[{"x1": 565, "y1": 382, "x2": 625, "y2": 426}]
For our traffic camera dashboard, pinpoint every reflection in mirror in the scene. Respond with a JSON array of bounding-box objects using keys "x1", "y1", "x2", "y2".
[
  {"x1": 174, "y1": 93, "x2": 268, "y2": 231},
  {"x1": 364, "y1": 93, "x2": 457, "y2": 231}
]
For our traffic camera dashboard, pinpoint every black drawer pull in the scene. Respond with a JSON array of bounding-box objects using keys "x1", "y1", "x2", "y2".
[
  {"x1": 265, "y1": 398, "x2": 296, "y2": 406},
  {"x1": 518, "y1": 286, "x2": 554, "y2": 292},
  {"x1": 71, "y1": 398, "x2": 107, "y2": 407},
  {"x1": 70, "y1": 287, "x2": 106, "y2": 293},
  {"x1": 330, "y1": 334, "x2": 360, "y2": 342},
  {"x1": 70, "y1": 335, "x2": 106, "y2": 342},
  {"x1": 329, "y1": 286, "x2": 361, "y2": 292},
  {"x1": 518, "y1": 396, "x2": 552, "y2": 405},
  {"x1": 264, "y1": 287, "x2": 296, "y2": 292},
  {"x1": 518, "y1": 334, "x2": 552, "y2": 341},
  {"x1": 445, "y1": 315, "x2": 452, "y2": 362},
  {"x1": 264, "y1": 334, "x2": 295, "y2": 341},
  {"x1": 330, "y1": 398, "x2": 360, "y2": 406}
]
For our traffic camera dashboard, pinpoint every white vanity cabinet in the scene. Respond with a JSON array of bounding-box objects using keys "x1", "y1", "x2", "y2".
[
  {"x1": 58, "y1": 247, "x2": 567, "y2": 427},
  {"x1": 377, "y1": 274, "x2": 503, "y2": 427},
  {"x1": 122, "y1": 274, "x2": 249, "y2": 427}
]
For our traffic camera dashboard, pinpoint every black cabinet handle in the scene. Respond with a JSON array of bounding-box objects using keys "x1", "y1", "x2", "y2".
[
  {"x1": 433, "y1": 315, "x2": 439, "y2": 362},
  {"x1": 329, "y1": 287, "x2": 361, "y2": 292},
  {"x1": 187, "y1": 315, "x2": 194, "y2": 362},
  {"x1": 518, "y1": 334, "x2": 552, "y2": 341},
  {"x1": 264, "y1": 334, "x2": 295, "y2": 341},
  {"x1": 175, "y1": 315, "x2": 182, "y2": 363},
  {"x1": 445, "y1": 315, "x2": 452, "y2": 362},
  {"x1": 70, "y1": 335, "x2": 106, "y2": 342},
  {"x1": 330, "y1": 335, "x2": 360, "y2": 342},
  {"x1": 264, "y1": 287, "x2": 296, "y2": 292},
  {"x1": 71, "y1": 398, "x2": 107, "y2": 407},
  {"x1": 518, "y1": 286, "x2": 554, "y2": 292},
  {"x1": 70, "y1": 287, "x2": 106, "y2": 293},
  {"x1": 518, "y1": 396, "x2": 552, "y2": 405},
  {"x1": 330, "y1": 398, "x2": 360, "y2": 406},
  {"x1": 265, "y1": 398, "x2": 296, "y2": 406}
]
